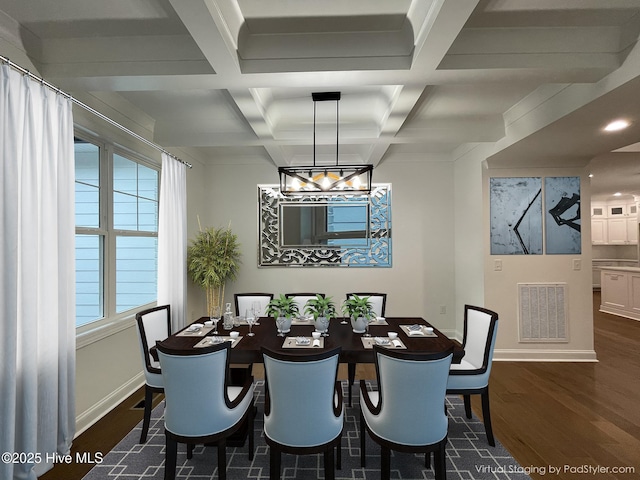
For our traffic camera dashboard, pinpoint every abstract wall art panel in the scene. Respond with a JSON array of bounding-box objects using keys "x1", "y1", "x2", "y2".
[
  {"x1": 545, "y1": 176, "x2": 581, "y2": 254},
  {"x1": 490, "y1": 177, "x2": 543, "y2": 255}
]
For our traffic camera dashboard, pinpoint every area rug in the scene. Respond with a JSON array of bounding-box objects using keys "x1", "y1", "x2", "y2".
[{"x1": 82, "y1": 381, "x2": 530, "y2": 480}]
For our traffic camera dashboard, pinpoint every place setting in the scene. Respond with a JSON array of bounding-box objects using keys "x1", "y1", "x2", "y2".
[
  {"x1": 176, "y1": 323, "x2": 214, "y2": 337},
  {"x1": 400, "y1": 324, "x2": 437, "y2": 337},
  {"x1": 361, "y1": 331, "x2": 406, "y2": 349},
  {"x1": 282, "y1": 331, "x2": 324, "y2": 348},
  {"x1": 194, "y1": 331, "x2": 243, "y2": 348}
]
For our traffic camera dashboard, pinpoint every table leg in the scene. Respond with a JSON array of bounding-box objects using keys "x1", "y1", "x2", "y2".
[{"x1": 348, "y1": 362, "x2": 356, "y2": 407}]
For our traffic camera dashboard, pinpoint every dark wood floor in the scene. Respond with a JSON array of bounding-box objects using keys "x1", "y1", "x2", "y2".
[{"x1": 40, "y1": 291, "x2": 640, "y2": 479}]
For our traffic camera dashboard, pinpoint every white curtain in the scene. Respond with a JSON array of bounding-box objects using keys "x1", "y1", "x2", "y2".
[
  {"x1": 0, "y1": 65, "x2": 75, "y2": 479},
  {"x1": 157, "y1": 152, "x2": 187, "y2": 332}
]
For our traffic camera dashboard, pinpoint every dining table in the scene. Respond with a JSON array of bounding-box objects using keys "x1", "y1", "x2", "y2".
[{"x1": 155, "y1": 315, "x2": 464, "y2": 406}]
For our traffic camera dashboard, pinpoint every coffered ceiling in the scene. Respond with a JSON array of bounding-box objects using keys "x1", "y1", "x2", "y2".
[{"x1": 2, "y1": 0, "x2": 640, "y2": 199}]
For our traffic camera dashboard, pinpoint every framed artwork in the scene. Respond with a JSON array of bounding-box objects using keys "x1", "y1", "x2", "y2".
[
  {"x1": 545, "y1": 177, "x2": 581, "y2": 254},
  {"x1": 490, "y1": 177, "x2": 543, "y2": 255}
]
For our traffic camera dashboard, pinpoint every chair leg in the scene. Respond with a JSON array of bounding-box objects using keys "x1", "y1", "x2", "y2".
[
  {"x1": 187, "y1": 443, "x2": 194, "y2": 459},
  {"x1": 359, "y1": 409, "x2": 366, "y2": 467},
  {"x1": 218, "y1": 439, "x2": 227, "y2": 480},
  {"x1": 380, "y1": 446, "x2": 391, "y2": 480},
  {"x1": 164, "y1": 435, "x2": 177, "y2": 480},
  {"x1": 481, "y1": 388, "x2": 496, "y2": 447},
  {"x1": 140, "y1": 385, "x2": 153, "y2": 443},
  {"x1": 348, "y1": 362, "x2": 356, "y2": 407},
  {"x1": 324, "y1": 447, "x2": 335, "y2": 480},
  {"x1": 248, "y1": 401, "x2": 255, "y2": 460},
  {"x1": 425, "y1": 451, "x2": 431, "y2": 469},
  {"x1": 270, "y1": 447, "x2": 281, "y2": 480},
  {"x1": 463, "y1": 394, "x2": 472, "y2": 419},
  {"x1": 434, "y1": 442, "x2": 446, "y2": 480},
  {"x1": 336, "y1": 435, "x2": 342, "y2": 470}
]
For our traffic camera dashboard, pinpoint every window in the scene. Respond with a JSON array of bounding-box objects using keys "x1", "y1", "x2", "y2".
[{"x1": 74, "y1": 136, "x2": 159, "y2": 329}]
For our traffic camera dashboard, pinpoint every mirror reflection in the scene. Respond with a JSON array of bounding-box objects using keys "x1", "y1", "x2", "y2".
[{"x1": 280, "y1": 203, "x2": 369, "y2": 248}]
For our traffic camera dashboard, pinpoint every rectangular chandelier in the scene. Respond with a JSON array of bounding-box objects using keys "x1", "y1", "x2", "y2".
[
  {"x1": 279, "y1": 91, "x2": 373, "y2": 196},
  {"x1": 279, "y1": 164, "x2": 373, "y2": 195}
]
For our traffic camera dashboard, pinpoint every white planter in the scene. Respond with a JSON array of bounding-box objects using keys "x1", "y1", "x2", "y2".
[
  {"x1": 276, "y1": 316, "x2": 292, "y2": 333},
  {"x1": 314, "y1": 316, "x2": 329, "y2": 334},
  {"x1": 351, "y1": 316, "x2": 367, "y2": 333}
]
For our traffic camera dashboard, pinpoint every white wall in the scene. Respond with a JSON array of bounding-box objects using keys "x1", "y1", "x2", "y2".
[
  {"x1": 483, "y1": 166, "x2": 595, "y2": 361},
  {"x1": 191, "y1": 154, "x2": 459, "y2": 335}
]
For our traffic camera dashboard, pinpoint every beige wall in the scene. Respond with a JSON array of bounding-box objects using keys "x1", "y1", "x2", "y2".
[
  {"x1": 190, "y1": 155, "x2": 459, "y2": 335},
  {"x1": 482, "y1": 166, "x2": 595, "y2": 361}
]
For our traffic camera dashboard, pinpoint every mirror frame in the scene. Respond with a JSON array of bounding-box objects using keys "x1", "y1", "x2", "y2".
[{"x1": 258, "y1": 184, "x2": 392, "y2": 267}]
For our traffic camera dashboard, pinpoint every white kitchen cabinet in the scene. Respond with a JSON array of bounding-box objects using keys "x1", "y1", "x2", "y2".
[
  {"x1": 591, "y1": 199, "x2": 638, "y2": 245},
  {"x1": 600, "y1": 267, "x2": 640, "y2": 321}
]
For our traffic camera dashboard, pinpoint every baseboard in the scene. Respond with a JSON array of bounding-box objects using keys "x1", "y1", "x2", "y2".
[
  {"x1": 599, "y1": 306, "x2": 640, "y2": 322},
  {"x1": 74, "y1": 373, "x2": 145, "y2": 437},
  {"x1": 494, "y1": 349, "x2": 598, "y2": 362}
]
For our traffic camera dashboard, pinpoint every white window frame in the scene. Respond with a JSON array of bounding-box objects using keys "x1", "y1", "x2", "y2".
[{"x1": 74, "y1": 129, "x2": 160, "y2": 348}]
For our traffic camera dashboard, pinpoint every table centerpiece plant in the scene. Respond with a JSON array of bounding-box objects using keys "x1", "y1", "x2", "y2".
[
  {"x1": 341, "y1": 294, "x2": 373, "y2": 334},
  {"x1": 266, "y1": 294, "x2": 299, "y2": 335},
  {"x1": 305, "y1": 294, "x2": 337, "y2": 336},
  {"x1": 187, "y1": 221, "x2": 241, "y2": 319}
]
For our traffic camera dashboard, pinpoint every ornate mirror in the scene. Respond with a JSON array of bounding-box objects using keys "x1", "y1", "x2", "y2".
[{"x1": 258, "y1": 184, "x2": 391, "y2": 267}]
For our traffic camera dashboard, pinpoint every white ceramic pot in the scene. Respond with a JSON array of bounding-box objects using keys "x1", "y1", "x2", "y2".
[
  {"x1": 314, "y1": 316, "x2": 329, "y2": 334},
  {"x1": 276, "y1": 316, "x2": 292, "y2": 333},
  {"x1": 351, "y1": 316, "x2": 367, "y2": 333}
]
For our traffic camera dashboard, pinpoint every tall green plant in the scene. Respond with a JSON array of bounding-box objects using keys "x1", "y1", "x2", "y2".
[{"x1": 187, "y1": 225, "x2": 241, "y2": 316}]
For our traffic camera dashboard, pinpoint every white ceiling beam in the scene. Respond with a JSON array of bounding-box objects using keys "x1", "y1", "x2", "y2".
[{"x1": 169, "y1": 0, "x2": 242, "y2": 75}]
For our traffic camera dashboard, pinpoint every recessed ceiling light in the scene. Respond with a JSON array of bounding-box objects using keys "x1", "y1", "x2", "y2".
[
  {"x1": 604, "y1": 119, "x2": 630, "y2": 131},
  {"x1": 614, "y1": 192, "x2": 622, "y2": 196},
  {"x1": 588, "y1": 173, "x2": 594, "y2": 178}
]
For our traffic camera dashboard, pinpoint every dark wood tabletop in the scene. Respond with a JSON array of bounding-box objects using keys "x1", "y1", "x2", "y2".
[{"x1": 156, "y1": 316, "x2": 464, "y2": 365}]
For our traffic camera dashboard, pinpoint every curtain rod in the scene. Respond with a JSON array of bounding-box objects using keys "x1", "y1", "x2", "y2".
[{"x1": 0, "y1": 54, "x2": 192, "y2": 169}]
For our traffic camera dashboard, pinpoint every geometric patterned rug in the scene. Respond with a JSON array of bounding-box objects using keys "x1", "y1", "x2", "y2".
[{"x1": 82, "y1": 381, "x2": 531, "y2": 480}]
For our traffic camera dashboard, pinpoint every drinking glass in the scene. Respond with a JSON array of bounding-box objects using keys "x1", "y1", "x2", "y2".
[
  {"x1": 246, "y1": 315, "x2": 256, "y2": 336},
  {"x1": 210, "y1": 305, "x2": 221, "y2": 335},
  {"x1": 252, "y1": 301, "x2": 261, "y2": 325},
  {"x1": 363, "y1": 316, "x2": 372, "y2": 337},
  {"x1": 276, "y1": 317, "x2": 286, "y2": 337}
]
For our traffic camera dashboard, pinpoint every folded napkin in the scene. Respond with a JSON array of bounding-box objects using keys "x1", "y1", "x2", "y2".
[
  {"x1": 295, "y1": 336, "x2": 311, "y2": 346},
  {"x1": 391, "y1": 339, "x2": 403, "y2": 348},
  {"x1": 312, "y1": 339, "x2": 321, "y2": 347},
  {"x1": 376, "y1": 316, "x2": 385, "y2": 322},
  {"x1": 374, "y1": 336, "x2": 390, "y2": 345},
  {"x1": 407, "y1": 325, "x2": 425, "y2": 336},
  {"x1": 186, "y1": 323, "x2": 204, "y2": 332}
]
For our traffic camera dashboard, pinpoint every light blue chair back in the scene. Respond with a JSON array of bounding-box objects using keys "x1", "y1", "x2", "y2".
[
  {"x1": 285, "y1": 293, "x2": 324, "y2": 315},
  {"x1": 448, "y1": 306, "x2": 499, "y2": 390},
  {"x1": 263, "y1": 347, "x2": 343, "y2": 447},
  {"x1": 235, "y1": 293, "x2": 273, "y2": 316},
  {"x1": 136, "y1": 305, "x2": 170, "y2": 388},
  {"x1": 346, "y1": 293, "x2": 386, "y2": 317},
  {"x1": 361, "y1": 348, "x2": 452, "y2": 446},
  {"x1": 158, "y1": 343, "x2": 254, "y2": 438}
]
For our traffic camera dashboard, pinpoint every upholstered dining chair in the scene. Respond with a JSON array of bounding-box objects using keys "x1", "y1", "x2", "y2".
[
  {"x1": 234, "y1": 292, "x2": 274, "y2": 317},
  {"x1": 447, "y1": 304, "x2": 499, "y2": 447},
  {"x1": 284, "y1": 292, "x2": 325, "y2": 315},
  {"x1": 360, "y1": 345, "x2": 453, "y2": 480},
  {"x1": 262, "y1": 346, "x2": 343, "y2": 480},
  {"x1": 346, "y1": 292, "x2": 387, "y2": 317},
  {"x1": 156, "y1": 341, "x2": 255, "y2": 480},
  {"x1": 135, "y1": 304, "x2": 172, "y2": 443}
]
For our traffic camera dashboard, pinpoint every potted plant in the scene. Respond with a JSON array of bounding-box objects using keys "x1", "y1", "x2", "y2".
[
  {"x1": 342, "y1": 295, "x2": 373, "y2": 333},
  {"x1": 266, "y1": 294, "x2": 299, "y2": 335},
  {"x1": 187, "y1": 223, "x2": 241, "y2": 318},
  {"x1": 305, "y1": 294, "x2": 336, "y2": 335}
]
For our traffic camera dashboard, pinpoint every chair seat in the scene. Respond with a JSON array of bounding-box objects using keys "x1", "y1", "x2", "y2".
[{"x1": 449, "y1": 358, "x2": 478, "y2": 371}]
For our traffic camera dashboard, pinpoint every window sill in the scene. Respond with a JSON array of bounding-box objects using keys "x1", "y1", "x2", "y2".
[{"x1": 76, "y1": 313, "x2": 138, "y2": 349}]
